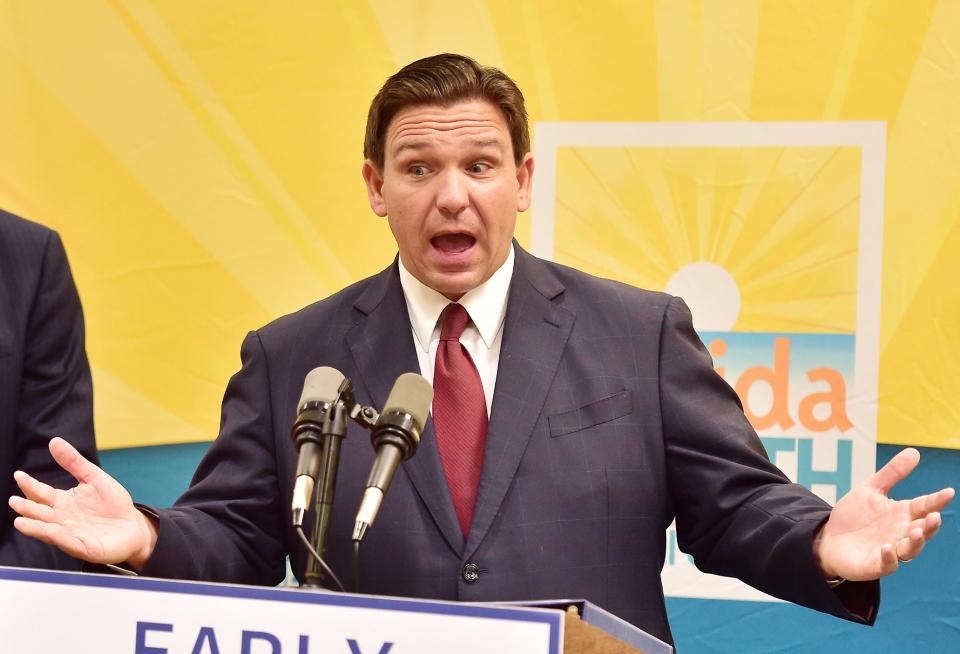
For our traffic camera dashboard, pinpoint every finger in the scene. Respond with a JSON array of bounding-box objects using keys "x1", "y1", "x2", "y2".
[
  {"x1": 909, "y1": 487, "x2": 955, "y2": 519},
  {"x1": 49, "y1": 436, "x2": 101, "y2": 485},
  {"x1": 908, "y1": 512, "x2": 941, "y2": 536},
  {"x1": 12, "y1": 470, "x2": 57, "y2": 506},
  {"x1": 869, "y1": 448, "x2": 920, "y2": 494},
  {"x1": 12, "y1": 517, "x2": 88, "y2": 560},
  {"x1": 879, "y1": 542, "x2": 900, "y2": 575},
  {"x1": 896, "y1": 527, "x2": 926, "y2": 563},
  {"x1": 7, "y1": 495, "x2": 56, "y2": 523},
  {"x1": 921, "y1": 512, "x2": 941, "y2": 540}
]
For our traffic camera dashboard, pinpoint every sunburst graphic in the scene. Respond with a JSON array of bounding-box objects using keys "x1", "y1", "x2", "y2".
[{"x1": 551, "y1": 144, "x2": 861, "y2": 334}]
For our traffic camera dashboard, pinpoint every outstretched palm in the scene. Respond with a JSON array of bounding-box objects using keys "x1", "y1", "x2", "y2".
[
  {"x1": 9, "y1": 437, "x2": 154, "y2": 567},
  {"x1": 816, "y1": 448, "x2": 954, "y2": 581}
]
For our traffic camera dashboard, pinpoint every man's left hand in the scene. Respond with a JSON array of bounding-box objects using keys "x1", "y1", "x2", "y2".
[{"x1": 814, "y1": 447, "x2": 954, "y2": 582}]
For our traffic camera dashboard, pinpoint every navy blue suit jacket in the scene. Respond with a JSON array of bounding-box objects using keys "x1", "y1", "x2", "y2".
[
  {"x1": 143, "y1": 244, "x2": 877, "y2": 644},
  {"x1": 0, "y1": 210, "x2": 98, "y2": 569}
]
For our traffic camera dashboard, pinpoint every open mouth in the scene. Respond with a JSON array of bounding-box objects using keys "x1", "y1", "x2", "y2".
[{"x1": 430, "y1": 233, "x2": 476, "y2": 254}]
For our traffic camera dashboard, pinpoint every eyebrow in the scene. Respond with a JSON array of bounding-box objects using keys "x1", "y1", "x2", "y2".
[
  {"x1": 392, "y1": 138, "x2": 505, "y2": 157},
  {"x1": 392, "y1": 141, "x2": 431, "y2": 157},
  {"x1": 469, "y1": 138, "x2": 503, "y2": 149}
]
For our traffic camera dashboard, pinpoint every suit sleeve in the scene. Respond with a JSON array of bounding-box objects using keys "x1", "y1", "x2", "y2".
[
  {"x1": 0, "y1": 230, "x2": 98, "y2": 570},
  {"x1": 140, "y1": 330, "x2": 288, "y2": 585},
  {"x1": 659, "y1": 296, "x2": 878, "y2": 624}
]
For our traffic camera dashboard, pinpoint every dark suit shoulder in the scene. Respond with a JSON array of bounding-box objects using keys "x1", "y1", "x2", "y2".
[
  {"x1": 521, "y1": 250, "x2": 675, "y2": 322},
  {"x1": 253, "y1": 265, "x2": 392, "y2": 354},
  {"x1": 0, "y1": 210, "x2": 58, "y2": 267},
  {"x1": 0, "y1": 211, "x2": 69, "y2": 334}
]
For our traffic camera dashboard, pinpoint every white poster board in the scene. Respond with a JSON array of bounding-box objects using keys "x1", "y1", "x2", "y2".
[{"x1": 0, "y1": 566, "x2": 562, "y2": 654}]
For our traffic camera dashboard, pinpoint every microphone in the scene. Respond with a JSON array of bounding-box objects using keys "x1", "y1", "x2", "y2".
[
  {"x1": 353, "y1": 373, "x2": 433, "y2": 541},
  {"x1": 291, "y1": 366, "x2": 345, "y2": 528}
]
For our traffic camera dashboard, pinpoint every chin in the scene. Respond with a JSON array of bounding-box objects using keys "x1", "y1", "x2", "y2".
[{"x1": 429, "y1": 273, "x2": 480, "y2": 300}]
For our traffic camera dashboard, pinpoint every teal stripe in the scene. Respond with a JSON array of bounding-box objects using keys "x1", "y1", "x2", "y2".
[{"x1": 99, "y1": 441, "x2": 211, "y2": 508}]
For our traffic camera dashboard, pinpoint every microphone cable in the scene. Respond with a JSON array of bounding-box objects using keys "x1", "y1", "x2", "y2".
[
  {"x1": 295, "y1": 525, "x2": 346, "y2": 593},
  {"x1": 352, "y1": 539, "x2": 361, "y2": 594}
]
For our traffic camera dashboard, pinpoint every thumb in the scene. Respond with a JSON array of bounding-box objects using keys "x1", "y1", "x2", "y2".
[
  {"x1": 48, "y1": 437, "x2": 103, "y2": 485},
  {"x1": 867, "y1": 448, "x2": 920, "y2": 494}
]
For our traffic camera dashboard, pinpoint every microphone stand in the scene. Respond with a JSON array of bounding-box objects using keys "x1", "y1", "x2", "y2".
[
  {"x1": 301, "y1": 378, "x2": 380, "y2": 589},
  {"x1": 302, "y1": 381, "x2": 350, "y2": 588}
]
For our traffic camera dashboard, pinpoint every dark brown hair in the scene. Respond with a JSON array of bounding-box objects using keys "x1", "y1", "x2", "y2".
[{"x1": 363, "y1": 53, "x2": 530, "y2": 169}]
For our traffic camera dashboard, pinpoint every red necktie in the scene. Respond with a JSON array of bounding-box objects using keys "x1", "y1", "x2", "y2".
[{"x1": 433, "y1": 303, "x2": 488, "y2": 538}]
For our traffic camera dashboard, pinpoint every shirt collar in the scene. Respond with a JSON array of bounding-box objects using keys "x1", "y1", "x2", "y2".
[{"x1": 398, "y1": 243, "x2": 515, "y2": 352}]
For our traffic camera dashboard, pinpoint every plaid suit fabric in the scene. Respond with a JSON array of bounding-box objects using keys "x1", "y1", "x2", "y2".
[{"x1": 142, "y1": 244, "x2": 877, "y2": 645}]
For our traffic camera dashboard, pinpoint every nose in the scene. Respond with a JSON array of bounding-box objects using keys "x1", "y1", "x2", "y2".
[{"x1": 435, "y1": 169, "x2": 469, "y2": 215}]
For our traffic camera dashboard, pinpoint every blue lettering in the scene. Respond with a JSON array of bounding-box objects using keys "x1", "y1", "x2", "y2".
[
  {"x1": 347, "y1": 640, "x2": 394, "y2": 654},
  {"x1": 241, "y1": 630, "x2": 281, "y2": 654},
  {"x1": 135, "y1": 621, "x2": 172, "y2": 654},
  {"x1": 760, "y1": 436, "x2": 853, "y2": 499},
  {"x1": 798, "y1": 438, "x2": 852, "y2": 498},
  {"x1": 665, "y1": 528, "x2": 694, "y2": 566},
  {"x1": 191, "y1": 626, "x2": 221, "y2": 654},
  {"x1": 299, "y1": 634, "x2": 310, "y2": 654},
  {"x1": 760, "y1": 436, "x2": 796, "y2": 465}
]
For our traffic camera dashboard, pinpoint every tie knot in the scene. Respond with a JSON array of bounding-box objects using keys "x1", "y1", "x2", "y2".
[{"x1": 440, "y1": 303, "x2": 470, "y2": 341}]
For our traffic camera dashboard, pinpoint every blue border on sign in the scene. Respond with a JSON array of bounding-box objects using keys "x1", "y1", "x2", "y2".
[{"x1": 0, "y1": 566, "x2": 561, "y2": 654}]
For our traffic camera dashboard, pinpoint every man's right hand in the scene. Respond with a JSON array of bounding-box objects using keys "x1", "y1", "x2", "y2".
[{"x1": 7, "y1": 436, "x2": 158, "y2": 571}]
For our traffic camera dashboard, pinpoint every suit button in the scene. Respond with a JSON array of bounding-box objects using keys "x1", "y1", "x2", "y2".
[{"x1": 462, "y1": 562, "x2": 480, "y2": 583}]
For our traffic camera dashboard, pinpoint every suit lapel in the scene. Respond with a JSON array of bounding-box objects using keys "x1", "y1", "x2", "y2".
[
  {"x1": 464, "y1": 246, "x2": 575, "y2": 558},
  {"x1": 346, "y1": 262, "x2": 465, "y2": 555}
]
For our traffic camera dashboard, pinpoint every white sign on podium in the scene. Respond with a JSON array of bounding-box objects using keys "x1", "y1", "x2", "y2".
[{"x1": 0, "y1": 566, "x2": 562, "y2": 653}]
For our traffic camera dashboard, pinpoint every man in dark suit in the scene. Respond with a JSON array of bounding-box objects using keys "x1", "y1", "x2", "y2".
[
  {"x1": 0, "y1": 209, "x2": 99, "y2": 569},
  {"x1": 8, "y1": 55, "x2": 953, "y2": 646}
]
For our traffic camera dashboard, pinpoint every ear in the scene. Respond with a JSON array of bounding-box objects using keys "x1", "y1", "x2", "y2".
[
  {"x1": 362, "y1": 160, "x2": 388, "y2": 217},
  {"x1": 515, "y1": 153, "x2": 535, "y2": 212}
]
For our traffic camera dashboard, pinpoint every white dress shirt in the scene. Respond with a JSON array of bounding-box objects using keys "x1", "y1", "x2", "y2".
[{"x1": 397, "y1": 244, "x2": 515, "y2": 417}]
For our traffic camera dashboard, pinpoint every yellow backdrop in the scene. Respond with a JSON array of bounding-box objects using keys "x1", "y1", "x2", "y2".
[{"x1": 0, "y1": 1, "x2": 956, "y2": 450}]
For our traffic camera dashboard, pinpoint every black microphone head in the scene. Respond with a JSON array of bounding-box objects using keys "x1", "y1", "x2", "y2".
[
  {"x1": 382, "y1": 373, "x2": 433, "y2": 440},
  {"x1": 299, "y1": 366, "x2": 345, "y2": 409},
  {"x1": 356, "y1": 373, "x2": 433, "y2": 537}
]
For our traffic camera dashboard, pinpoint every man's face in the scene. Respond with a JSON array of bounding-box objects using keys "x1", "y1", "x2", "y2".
[{"x1": 362, "y1": 100, "x2": 534, "y2": 300}]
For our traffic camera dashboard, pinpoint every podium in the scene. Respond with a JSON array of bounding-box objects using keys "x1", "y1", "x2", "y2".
[{"x1": 0, "y1": 566, "x2": 671, "y2": 653}]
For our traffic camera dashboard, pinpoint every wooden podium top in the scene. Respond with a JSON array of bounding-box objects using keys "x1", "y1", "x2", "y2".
[{"x1": 564, "y1": 606, "x2": 647, "y2": 654}]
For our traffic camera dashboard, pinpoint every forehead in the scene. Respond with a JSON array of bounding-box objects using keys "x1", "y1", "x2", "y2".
[{"x1": 385, "y1": 100, "x2": 510, "y2": 156}]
